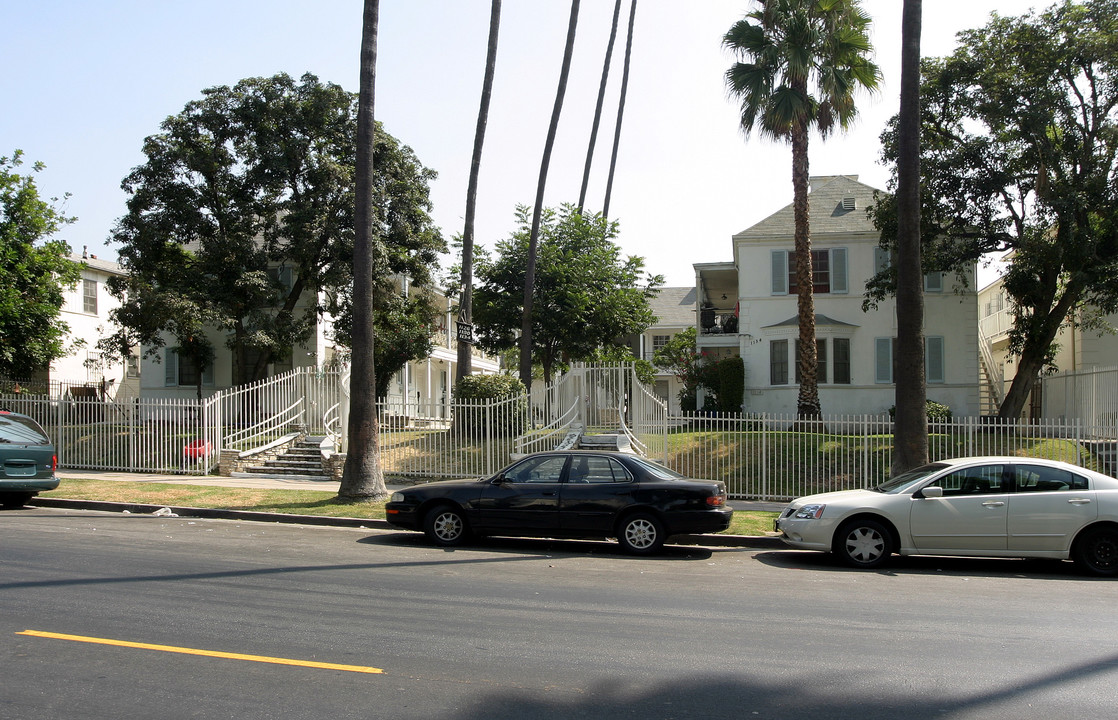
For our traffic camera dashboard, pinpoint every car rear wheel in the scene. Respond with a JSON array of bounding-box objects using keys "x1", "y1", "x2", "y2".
[
  {"x1": 617, "y1": 513, "x2": 665, "y2": 555},
  {"x1": 1073, "y1": 527, "x2": 1118, "y2": 576},
  {"x1": 834, "y1": 518, "x2": 891, "y2": 569},
  {"x1": 1, "y1": 492, "x2": 33, "y2": 509},
  {"x1": 424, "y1": 505, "x2": 469, "y2": 547}
]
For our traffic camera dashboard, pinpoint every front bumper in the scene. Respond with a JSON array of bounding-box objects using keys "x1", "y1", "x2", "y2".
[
  {"x1": 384, "y1": 502, "x2": 422, "y2": 532},
  {"x1": 774, "y1": 515, "x2": 835, "y2": 551}
]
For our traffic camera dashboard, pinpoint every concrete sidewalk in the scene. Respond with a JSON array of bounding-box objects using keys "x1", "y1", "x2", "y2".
[{"x1": 54, "y1": 469, "x2": 788, "y2": 514}]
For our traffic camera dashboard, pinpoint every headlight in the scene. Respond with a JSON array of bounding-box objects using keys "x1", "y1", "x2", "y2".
[
  {"x1": 390, "y1": 492, "x2": 406, "y2": 503},
  {"x1": 794, "y1": 503, "x2": 826, "y2": 519}
]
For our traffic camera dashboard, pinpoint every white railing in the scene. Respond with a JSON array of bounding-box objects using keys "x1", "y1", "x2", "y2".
[
  {"x1": 1041, "y1": 365, "x2": 1118, "y2": 424},
  {"x1": 9, "y1": 362, "x2": 1118, "y2": 499},
  {"x1": 223, "y1": 398, "x2": 304, "y2": 450},
  {"x1": 654, "y1": 412, "x2": 1117, "y2": 501},
  {"x1": 514, "y1": 398, "x2": 579, "y2": 456}
]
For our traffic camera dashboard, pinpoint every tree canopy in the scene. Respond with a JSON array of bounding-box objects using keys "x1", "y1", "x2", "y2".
[
  {"x1": 472, "y1": 204, "x2": 662, "y2": 384},
  {"x1": 869, "y1": 0, "x2": 1118, "y2": 419},
  {"x1": 102, "y1": 72, "x2": 443, "y2": 395},
  {"x1": 0, "y1": 151, "x2": 82, "y2": 378}
]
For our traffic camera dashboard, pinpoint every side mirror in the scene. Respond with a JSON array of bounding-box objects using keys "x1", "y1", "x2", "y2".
[
  {"x1": 492, "y1": 474, "x2": 508, "y2": 485},
  {"x1": 919, "y1": 486, "x2": 944, "y2": 499}
]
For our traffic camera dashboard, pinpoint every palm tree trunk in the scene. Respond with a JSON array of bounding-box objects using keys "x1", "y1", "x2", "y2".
[
  {"x1": 578, "y1": 0, "x2": 622, "y2": 213},
  {"x1": 339, "y1": 0, "x2": 387, "y2": 501},
  {"x1": 457, "y1": 0, "x2": 502, "y2": 383},
  {"x1": 892, "y1": 0, "x2": 927, "y2": 474},
  {"x1": 602, "y1": 0, "x2": 636, "y2": 219},
  {"x1": 791, "y1": 124, "x2": 820, "y2": 419},
  {"x1": 520, "y1": 0, "x2": 580, "y2": 392}
]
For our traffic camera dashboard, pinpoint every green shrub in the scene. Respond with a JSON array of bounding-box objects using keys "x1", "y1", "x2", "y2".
[
  {"x1": 888, "y1": 400, "x2": 953, "y2": 422},
  {"x1": 453, "y1": 374, "x2": 528, "y2": 437}
]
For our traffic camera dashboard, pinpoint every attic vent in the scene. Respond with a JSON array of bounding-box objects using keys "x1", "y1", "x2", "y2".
[{"x1": 841, "y1": 197, "x2": 857, "y2": 211}]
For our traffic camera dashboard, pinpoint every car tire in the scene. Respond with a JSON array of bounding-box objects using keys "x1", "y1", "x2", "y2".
[
  {"x1": 834, "y1": 518, "x2": 891, "y2": 569},
  {"x1": 1, "y1": 492, "x2": 33, "y2": 509},
  {"x1": 1073, "y1": 526, "x2": 1118, "y2": 577},
  {"x1": 617, "y1": 512, "x2": 665, "y2": 555},
  {"x1": 424, "y1": 504, "x2": 469, "y2": 547}
]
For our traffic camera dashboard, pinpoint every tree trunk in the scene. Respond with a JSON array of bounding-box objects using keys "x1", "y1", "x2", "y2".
[
  {"x1": 602, "y1": 0, "x2": 636, "y2": 219},
  {"x1": 457, "y1": 0, "x2": 502, "y2": 384},
  {"x1": 520, "y1": 0, "x2": 580, "y2": 393},
  {"x1": 578, "y1": 0, "x2": 622, "y2": 213},
  {"x1": 339, "y1": 0, "x2": 387, "y2": 502},
  {"x1": 791, "y1": 124, "x2": 820, "y2": 419},
  {"x1": 892, "y1": 0, "x2": 927, "y2": 475},
  {"x1": 998, "y1": 284, "x2": 1081, "y2": 419}
]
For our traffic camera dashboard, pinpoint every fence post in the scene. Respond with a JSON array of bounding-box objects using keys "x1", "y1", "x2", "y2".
[{"x1": 485, "y1": 397, "x2": 493, "y2": 477}]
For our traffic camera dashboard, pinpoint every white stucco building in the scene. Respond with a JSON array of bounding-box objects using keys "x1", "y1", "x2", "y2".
[{"x1": 695, "y1": 175, "x2": 980, "y2": 417}]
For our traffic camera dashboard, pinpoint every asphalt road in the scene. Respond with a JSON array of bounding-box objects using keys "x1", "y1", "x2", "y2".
[{"x1": 3, "y1": 507, "x2": 1117, "y2": 720}]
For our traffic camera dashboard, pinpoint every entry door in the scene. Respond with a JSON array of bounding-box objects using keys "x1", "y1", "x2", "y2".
[
  {"x1": 477, "y1": 454, "x2": 568, "y2": 532},
  {"x1": 910, "y1": 464, "x2": 1008, "y2": 551}
]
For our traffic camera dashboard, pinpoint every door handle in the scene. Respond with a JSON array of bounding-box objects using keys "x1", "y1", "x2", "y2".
[
  {"x1": 542, "y1": 491, "x2": 557, "y2": 496},
  {"x1": 981, "y1": 501, "x2": 1005, "y2": 507},
  {"x1": 1068, "y1": 498, "x2": 1092, "y2": 505}
]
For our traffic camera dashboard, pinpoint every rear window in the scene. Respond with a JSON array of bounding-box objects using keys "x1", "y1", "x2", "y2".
[{"x1": 0, "y1": 413, "x2": 51, "y2": 445}]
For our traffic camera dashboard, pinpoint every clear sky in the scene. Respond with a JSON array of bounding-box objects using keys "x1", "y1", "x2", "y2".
[{"x1": 4, "y1": 1, "x2": 1032, "y2": 289}]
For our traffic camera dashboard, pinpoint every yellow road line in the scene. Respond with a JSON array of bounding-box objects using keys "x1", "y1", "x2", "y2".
[{"x1": 17, "y1": 630, "x2": 384, "y2": 675}]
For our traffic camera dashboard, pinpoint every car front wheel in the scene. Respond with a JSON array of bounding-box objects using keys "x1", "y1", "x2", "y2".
[
  {"x1": 1073, "y1": 527, "x2": 1118, "y2": 576},
  {"x1": 424, "y1": 505, "x2": 469, "y2": 547},
  {"x1": 834, "y1": 518, "x2": 891, "y2": 569},
  {"x1": 617, "y1": 513, "x2": 665, "y2": 555}
]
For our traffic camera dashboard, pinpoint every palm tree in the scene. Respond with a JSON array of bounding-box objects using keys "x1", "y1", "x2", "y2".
[
  {"x1": 603, "y1": 0, "x2": 637, "y2": 219},
  {"x1": 520, "y1": 0, "x2": 580, "y2": 392},
  {"x1": 457, "y1": 0, "x2": 503, "y2": 383},
  {"x1": 892, "y1": 0, "x2": 926, "y2": 474},
  {"x1": 339, "y1": 0, "x2": 386, "y2": 502},
  {"x1": 723, "y1": 0, "x2": 881, "y2": 419},
  {"x1": 578, "y1": 0, "x2": 622, "y2": 213}
]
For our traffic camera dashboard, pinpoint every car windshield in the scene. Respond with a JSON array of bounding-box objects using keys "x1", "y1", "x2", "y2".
[
  {"x1": 625, "y1": 455, "x2": 686, "y2": 480},
  {"x1": 0, "y1": 414, "x2": 51, "y2": 445},
  {"x1": 874, "y1": 463, "x2": 949, "y2": 494}
]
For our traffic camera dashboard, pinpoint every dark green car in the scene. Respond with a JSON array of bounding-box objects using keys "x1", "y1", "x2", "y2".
[{"x1": 0, "y1": 410, "x2": 58, "y2": 508}]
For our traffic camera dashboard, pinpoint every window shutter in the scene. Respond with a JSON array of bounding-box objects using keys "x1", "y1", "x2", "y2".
[
  {"x1": 874, "y1": 247, "x2": 890, "y2": 275},
  {"x1": 165, "y1": 349, "x2": 178, "y2": 387},
  {"x1": 875, "y1": 338, "x2": 892, "y2": 383},
  {"x1": 771, "y1": 251, "x2": 787, "y2": 295},
  {"x1": 831, "y1": 248, "x2": 848, "y2": 294},
  {"x1": 926, "y1": 336, "x2": 945, "y2": 383}
]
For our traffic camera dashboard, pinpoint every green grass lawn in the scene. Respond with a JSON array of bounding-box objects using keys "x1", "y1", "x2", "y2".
[{"x1": 43, "y1": 478, "x2": 778, "y2": 536}]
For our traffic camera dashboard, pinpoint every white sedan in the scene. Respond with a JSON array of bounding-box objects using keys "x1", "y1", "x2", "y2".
[{"x1": 774, "y1": 456, "x2": 1118, "y2": 575}]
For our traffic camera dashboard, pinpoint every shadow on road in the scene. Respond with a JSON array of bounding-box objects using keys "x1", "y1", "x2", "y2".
[
  {"x1": 362, "y1": 532, "x2": 716, "y2": 560},
  {"x1": 753, "y1": 548, "x2": 1104, "y2": 580}
]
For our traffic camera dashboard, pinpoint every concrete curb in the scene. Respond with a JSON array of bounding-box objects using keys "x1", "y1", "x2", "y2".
[{"x1": 27, "y1": 497, "x2": 788, "y2": 549}]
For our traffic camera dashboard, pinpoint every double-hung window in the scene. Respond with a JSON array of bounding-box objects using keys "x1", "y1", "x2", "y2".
[
  {"x1": 771, "y1": 248, "x2": 848, "y2": 295},
  {"x1": 875, "y1": 336, "x2": 945, "y2": 383},
  {"x1": 873, "y1": 247, "x2": 944, "y2": 292},
  {"x1": 165, "y1": 348, "x2": 215, "y2": 387}
]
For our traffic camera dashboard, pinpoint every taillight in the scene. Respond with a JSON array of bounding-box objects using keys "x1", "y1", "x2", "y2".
[
  {"x1": 706, "y1": 494, "x2": 725, "y2": 507},
  {"x1": 51, "y1": 455, "x2": 58, "y2": 471}
]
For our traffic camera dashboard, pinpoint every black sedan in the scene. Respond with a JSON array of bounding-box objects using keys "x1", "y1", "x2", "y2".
[{"x1": 385, "y1": 450, "x2": 733, "y2": 554}]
